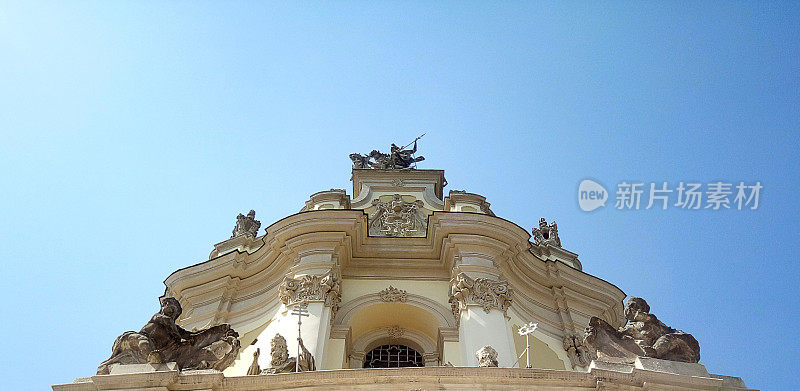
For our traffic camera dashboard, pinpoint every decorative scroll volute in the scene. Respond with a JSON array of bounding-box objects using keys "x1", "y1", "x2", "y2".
[{"x1": 449, "y1": 272, "x2": 513, "y2": 315}]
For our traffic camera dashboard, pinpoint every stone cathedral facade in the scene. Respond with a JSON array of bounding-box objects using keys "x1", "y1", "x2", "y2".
[{"x1": 54, "y1": 145, "x2": 752, "y2": 390}]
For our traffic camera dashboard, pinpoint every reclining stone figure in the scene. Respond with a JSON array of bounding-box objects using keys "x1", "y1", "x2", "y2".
[
  {"x1": 584, "y1": 297, "x2": 700, "y2": 363},
  {"x1": 97, "y1": 297, "x2": 240, "y2": 375}
]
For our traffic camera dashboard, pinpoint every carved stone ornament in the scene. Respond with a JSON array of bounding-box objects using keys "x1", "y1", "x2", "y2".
[
  {"x1": 584, "y1": 297, "x2": 701, "y2": 364},
  {"x1": 379, "y1": 286, "x2": 408, "y2": 302},
  {"x1": 563, "y1": 334, "x2": 594, "y2": 368},
  {"x1": 264, "y1": 333, "x2": 315, "y2": 373},
  {"x1": 96, "y1": 297, "x2": 241, "y2": 375},
  {"x1": 386, "y1": 326, "x2": 405, "y2": 339},
  {"x1": 449, "y1": 272, "x2": 513, "y2": 315},
  {"x1": 231, "y1": 210, "x2": 261, "y2": 238},
  {"x1": 350, "y1": 140, "x2": 425, "y2": 170},
  {"x1": 279, "y1": 269, "x2": 342, "y2": 310},
  {"x1": 369, "y1": 194, "x2": 427, "y2": 237},
  {"x1": 532, "y1": 217, "x2": 561, "y2": 247},
  {"x1": 476, "y1": 345, "x2": 499, "y2": 367}
]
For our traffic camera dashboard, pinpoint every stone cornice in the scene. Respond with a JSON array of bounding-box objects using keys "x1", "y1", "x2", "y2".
[{"x1": 54, "y1": 365, "x2": 752, "y2": 391}]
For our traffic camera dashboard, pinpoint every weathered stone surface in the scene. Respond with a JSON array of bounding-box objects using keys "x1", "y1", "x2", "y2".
[
  {"x1": 107, "y1": 362, "x2": 177, "y2": 375},
  {"x1": 476, "y1": 345, "x2": 498, "y2": 367},
  {"x1": 97, "y1": 297, "x2": 241, "y2": 375},
  {"x1": 584, "y1": 297, "x2": 700, "y2": 364},
  {"x1": 634, "y1": 356, "x2": 709, "y2": 377}
]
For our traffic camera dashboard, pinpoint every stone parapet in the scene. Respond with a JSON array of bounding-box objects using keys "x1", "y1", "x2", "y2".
[{"x1": 53, "y1": 365, "x2": 755, "y2": 391}]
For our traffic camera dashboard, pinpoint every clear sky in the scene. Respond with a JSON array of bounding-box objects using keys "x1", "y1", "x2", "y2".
[{"x1": 1, "y1": 2, "x2": 798, "y2": 390}]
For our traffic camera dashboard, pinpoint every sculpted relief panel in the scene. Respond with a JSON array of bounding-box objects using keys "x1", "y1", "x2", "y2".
[{"x1": 368, "y1": 194, "x2": 427, "y2": 237}]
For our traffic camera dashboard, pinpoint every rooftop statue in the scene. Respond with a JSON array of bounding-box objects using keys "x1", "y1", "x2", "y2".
[
  {"x1": 231, "y1": 210, "x2": 261, "y2": 238},
  {"x1": 350, "y1": 136, "x2": 425, "y2": 169},
  {"x1": 97, "y1": 297, "x2": 241, "y2": 375},
  {"x1": 584, "y1": 297, "x2": 700, "y2": 364},
  {"x1": 532, "y1": 218, "x2": 561, "y2": 247}
]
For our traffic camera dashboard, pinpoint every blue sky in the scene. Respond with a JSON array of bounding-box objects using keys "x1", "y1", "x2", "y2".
[{"x1": 1, "y1": 2, "x2": 798, "y2": 390}]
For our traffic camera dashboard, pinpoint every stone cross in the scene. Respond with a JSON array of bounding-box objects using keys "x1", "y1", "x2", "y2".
[{"x1": 290, "y1": 303, "x2": 309, "y2": 373}]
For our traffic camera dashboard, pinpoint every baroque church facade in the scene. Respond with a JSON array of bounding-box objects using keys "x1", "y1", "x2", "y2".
[{"x1": 54, "y1": 145, "x2": 752, "y2": 390}]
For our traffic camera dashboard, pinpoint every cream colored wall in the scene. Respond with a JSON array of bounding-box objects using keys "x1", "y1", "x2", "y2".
[
  {"x1": 348, "y1": 302, "x2": 439, "y2": 344},
  {"x1": 321, "y1": 338, "x2": 347, "y2": 369},
  {"x1": 442, "y1": 341, "x2": 462, "y2": 366},
  {"x1": 223, "y1": 320, "x2": 272, "y2": 376},
  {"x1": 340, "y1": 279, "x2": 450, "y2": 305},
  {"x1": 507, "y1": 309, "x2": 569, "y2": 370}
]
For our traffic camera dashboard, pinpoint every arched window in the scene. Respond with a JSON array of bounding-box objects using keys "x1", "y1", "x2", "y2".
[{"x1": 363, "y1": 344, "x2": 424, "y2": 368}]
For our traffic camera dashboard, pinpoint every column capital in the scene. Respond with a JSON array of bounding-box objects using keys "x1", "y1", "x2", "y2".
[
  {"x1": 279, "y1": 267, "x2": 342, "y2": 312},
  {"x1": 449, "y1": 272, "x2": 513, "y2": 317}
]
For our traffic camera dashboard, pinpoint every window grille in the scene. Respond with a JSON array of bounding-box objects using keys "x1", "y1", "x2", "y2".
[{"x1": 363, "y1": 344, "x2": 424, "y2": 368}]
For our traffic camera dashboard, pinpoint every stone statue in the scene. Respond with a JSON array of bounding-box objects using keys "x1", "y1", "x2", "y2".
[
  {"x1": 476, "y1": 345, "x2": 499, "y2": 367},
  {"x1": 231, "y1": 210, "x2": 261, "y2": 238},
  {"x1": 389, "y1": 141, "x2": 425, "y2": 168},
  {"x1": 584, "y1": 297, "x2": 700, "y2": 364},
  {"x1": 97, "y1": 297, "x2": 241, "y2": 375},
  {"x1": 264, "y1": 333, "x2": 316, "y2": 373},
  {"x1": 532, "y1": 218, "x2": 561, "y2": 247},
  {"x1": 349, "y1": 153, "x2": 371, "y2": 169},
  {"x1": 246, "y1": 348, "x2": 261, "y2": 375},
  {"x1": 349, "y1": 140, "x2": 425, "y2": 170}
]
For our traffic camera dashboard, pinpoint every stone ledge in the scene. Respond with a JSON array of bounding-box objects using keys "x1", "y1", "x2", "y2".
[{"x1": 53, "y1": 365, "x2": 756, "y2": 391}]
